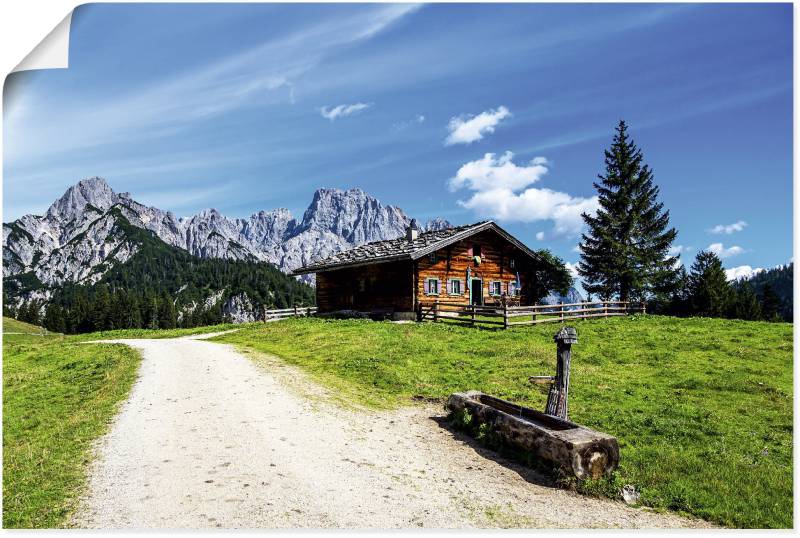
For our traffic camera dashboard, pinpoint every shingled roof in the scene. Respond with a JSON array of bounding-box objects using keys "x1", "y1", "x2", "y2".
[{"x1": 292, "y1": 220, "x2": 541, "y2": 275}]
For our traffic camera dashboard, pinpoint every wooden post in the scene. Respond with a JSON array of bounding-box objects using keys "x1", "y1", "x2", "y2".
[
  {"x1": 642, "y1": 301, "x2": 646, "y2": 314},
  {"x1": 559, "y1": 301, "x2": 564, "y2": 322},
  {"x1": 545, "y1": 326, "x2": 577, "y2": 420},
  {"x1": 603, "y1": 301, "x2": 608, "y2": 318},
  {"x1": 433, "y1": 298, "x2": 439, "y2": 322},
  {"x1": 502, "y1": 294, "x2": 509, "y2": 329},
  {"x1": 306, "y1": 306, "x2": 311, "y2": 316},
  {"x1": 471, "y1": 304, "x2": 476, "y2": 327},
  {"x1": 263, "y1": 306, "x2": 267, "y2": 322},
  {"x1": 293, "y1": 305, "x2": 298, "y2": 317}
]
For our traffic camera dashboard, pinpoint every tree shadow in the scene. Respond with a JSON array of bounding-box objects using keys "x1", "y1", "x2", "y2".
[{"x1": 429, "y1": 414, "x2": 562, "y2": 490}]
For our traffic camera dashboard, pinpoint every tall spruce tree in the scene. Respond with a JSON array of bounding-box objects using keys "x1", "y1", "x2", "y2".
[
  {"x1": 578, "y1": 120, "x2": 679, "y2": 301},
  {"x1": 688, "y1": 250, "x2": 732, "y2": 317}
]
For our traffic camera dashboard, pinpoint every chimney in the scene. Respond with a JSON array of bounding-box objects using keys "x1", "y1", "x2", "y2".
[{"x1": 406, "y1": 219, "x2": 420, "y2": 241}]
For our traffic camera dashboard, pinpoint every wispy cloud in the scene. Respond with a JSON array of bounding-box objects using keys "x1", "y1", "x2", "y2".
[
  {"x1": 708, "y1": 242, "x2": 745, "y2": 259},
  {"x1": 320, "y1": 102, "x2": 372, "y2": 121},
  {"x1": 444, "y1": 106, "x2": 511, "y2": 146},
  {"x1": 393, "y1": 114, "x2": 426, "y2": 130},
  {"x1": 709, "y1": 220, "x2": 747, "y2": 234},
  {"x1": 725, "y1": 265, "x2": 763, "y2": 281},
  {"x1": 4, "y1": 4, "x2": 419, "y2": 165},
  {"x1": 448, "y1": 151, "x2": 598, "y2": 238}
]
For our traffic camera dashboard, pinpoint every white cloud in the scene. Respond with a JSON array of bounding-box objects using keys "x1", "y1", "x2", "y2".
[
  {"x1": 564, "y1": 262, "x2": 580, "y2": 279},
  {"x1": 449, "y1": 152, "x2": 598, "y2": 238},
  {"x1": 393, "y1": 114, "x2": 426, "y2": 130},
  {"x1": 449, "y1": 152, "x2": 549, "y2": 192},
  {"x1": 320, "y1": 102, "x2": 371, "y2": 121},
  {"x1": 707, "y1": 242, "x2": 745, "y2": 259},
  {"x1": 444, "y1": 106, "x2": 511, "y2": 145},
  {"x1": 535, "y1": 231, "x2": 545, "y2": 241},
  {"x1": 668, "y1": 244, "x2": 692, "y2": 257},
  {"x1": 725, "y1": 265, "x2": 764, "y2": 281},
  {"x1": 709, "y1": 220, "x2": 747, "y2": 234}
]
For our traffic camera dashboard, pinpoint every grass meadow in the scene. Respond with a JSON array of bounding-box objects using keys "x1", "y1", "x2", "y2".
[
  {"x1": 2, "y1": 314, "x2": 792, "y2": 528},
  {"x1": 2, "y1": 321, "x2": 140, "y2": 528},
  {"x1": 213, "y1": 315, "x2": 793, "y2": 528}
]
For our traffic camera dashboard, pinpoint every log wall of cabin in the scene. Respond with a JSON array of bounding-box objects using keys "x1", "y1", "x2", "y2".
[
  {"x1": 415, "y1": 229, "x2": 535, "y2": 306},
  {"x1": 315, "y1": 260, "x2": 414, "y2": 313}
]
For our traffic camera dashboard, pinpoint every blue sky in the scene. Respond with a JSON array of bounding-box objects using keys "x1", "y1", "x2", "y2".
[{"x1": 3, "y1": 3, "x2": 793, "y2": 280}]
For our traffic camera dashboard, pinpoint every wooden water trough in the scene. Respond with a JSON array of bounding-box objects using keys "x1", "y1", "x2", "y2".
[{"x1": 447, "y1": 327, "x2": 619, "y2": 479}]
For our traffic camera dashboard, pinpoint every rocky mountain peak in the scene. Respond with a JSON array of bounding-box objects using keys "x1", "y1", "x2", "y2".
[
  {"x1": 4, "y1": 178, "x2": 452, "y2": 290},
  {"x1": 46, "y1": 176, "x2": 118, "y2": 221}
]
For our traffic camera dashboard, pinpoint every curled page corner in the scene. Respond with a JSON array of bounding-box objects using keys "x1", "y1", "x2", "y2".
[{"x1": 11, "y1": 10, "x2": 73, "y2": 73}]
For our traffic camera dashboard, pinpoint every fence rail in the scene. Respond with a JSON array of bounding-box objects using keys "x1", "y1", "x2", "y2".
[
  {"x1": 262, "y1": 305, "x2": 317, "y2": 321},
  {"x1": 417, "y1": 299, "x2": 645, "y2": 329}
]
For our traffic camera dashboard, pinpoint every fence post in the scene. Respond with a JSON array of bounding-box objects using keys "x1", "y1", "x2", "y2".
[
  {"x1": 263, "y1": 306, "x2": 267, "y2": 322},
  {"x1": 471, "y1": 304, "x2": 476, "y2": 326},
  {"x1": 641, "y1": 301, "x2": 646, "y2": 314},
  {"x1": 603, "y1": 301, "x2": 607, "y2": 318},
  {"x1": 559, "y1": 301, "x2": 564, "y2": 322},
  {"x1": 306, "y1": 306, "x2": 311, "y2": 316},
  {"x1": 433, "y1": 298, "x2": 439, "y2": 322},
  {"x1": 502, "y1": 294, "x2": 508, "y2": 329}
]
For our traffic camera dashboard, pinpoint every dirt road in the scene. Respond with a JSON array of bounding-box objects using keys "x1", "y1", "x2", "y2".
[{"x1": 72, "y1": 333, "x2": 710, "y2": 529}]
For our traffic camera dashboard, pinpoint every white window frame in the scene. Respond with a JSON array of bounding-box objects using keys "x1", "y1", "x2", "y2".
[
  {"x1": 425, "y1": 277, "x2": 441, "y2": 296},
  {"x1": 509, "y1": 258, "x2": 516, "y2": 269},
  {"x1": 448, "y1": 278, "x2": 464, "y2": 296},
  {"x1": 489, "y1": 281, "x2": 502, "y2": 296}
]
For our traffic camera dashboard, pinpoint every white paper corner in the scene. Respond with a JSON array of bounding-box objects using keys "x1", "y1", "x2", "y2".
[{"x1": 11, "y1": 10, "x2": 73, "y2": 73}]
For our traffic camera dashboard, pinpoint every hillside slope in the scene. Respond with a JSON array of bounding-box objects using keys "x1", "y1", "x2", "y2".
[{"x1": 5, "y1": 209, "x2": 313, "y2": 332}]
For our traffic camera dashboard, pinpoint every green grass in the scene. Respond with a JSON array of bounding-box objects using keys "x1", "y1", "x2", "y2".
[
  {"x1": 214, "y1": 315, "x2": 793, "y2": 528},
  {"x1": 70, "y1": 322, "x2": 243, "y2": 341},
  {"x1": 3, "y1": 317, "x2": 50, "y2": 335},
  {"x1": 3, "y1": 332, "x2": 140, "y2": 528}
]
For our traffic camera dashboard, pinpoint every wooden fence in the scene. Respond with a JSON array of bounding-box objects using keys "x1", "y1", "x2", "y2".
[
  {"x1": 262, "y1": 305, "x2": 317, "y2": 321},
  {"x1": 418, "y1": 299, "x2": 645, "y2": 329}
]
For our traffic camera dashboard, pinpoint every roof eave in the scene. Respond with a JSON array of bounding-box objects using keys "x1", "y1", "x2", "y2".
[{"x1": 291, "y1": 253, "x2": 413, "y2": 275}]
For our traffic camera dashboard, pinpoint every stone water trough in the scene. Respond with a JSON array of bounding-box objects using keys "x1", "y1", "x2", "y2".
[
  {"x1": 446, "y1": 327, "x2": 619, "y2": 480},
  {"x1": 447, "y1": 391, "x2": 619, "y2": 479}
]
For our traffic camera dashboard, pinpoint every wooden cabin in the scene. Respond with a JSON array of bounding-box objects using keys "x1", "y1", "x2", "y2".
[{"x1": 292, "y1": 220, "x2": 544, "y2": 320}]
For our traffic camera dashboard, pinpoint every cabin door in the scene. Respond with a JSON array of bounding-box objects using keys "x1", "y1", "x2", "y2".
[{"x1": 470, "y1": 278, "x2": 483, "y2": 306}]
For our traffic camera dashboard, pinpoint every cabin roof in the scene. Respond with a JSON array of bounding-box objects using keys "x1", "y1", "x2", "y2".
[{"x1": 292, "y1": 220, "x2": 542, "y2": 275}]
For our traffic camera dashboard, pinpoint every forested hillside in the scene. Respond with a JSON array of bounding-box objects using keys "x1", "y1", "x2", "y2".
[
  {"x1": 4, "y1": 210, "x2": 314, "y2": 333},
  {"x1": 735, "y1": 263, "x2": 793, "y2": 320}
]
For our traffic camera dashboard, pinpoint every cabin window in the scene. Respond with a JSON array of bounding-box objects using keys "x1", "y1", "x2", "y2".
[
  {"x1": 424, "y1": 277, "x2": 440, "y2": 295},
  {"x1": 508, "y1": 281, "x2": 521, "y2": 296},
  {"x1": 489, "y1": 281, "x2": 502, "y2": 296},
  {"x1": 428, "y1": 252, "x2": 437, "y2": 264},
  {"x1": 473, "y1": 244, "x2": 482, "y2": 257},
  {"x1": 358, "y1": 278, "x2": 366, "y2": 292},
  {"x1": 448, "y1": 278, "x2": 463, "y2": 295},
  {"x1": 509, "y1": 258, "x2": 516, "y2": 269}
]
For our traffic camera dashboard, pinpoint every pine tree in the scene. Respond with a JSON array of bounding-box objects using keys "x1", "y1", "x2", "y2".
[
  {"x1": 158, "y1": 292, "x2": 177, "y2": 329},
  {"x1": 759, "y1": 283, "x2": 782, "y2": 322},
  {"x1": 43, "y1": 303, "x2": 67, "y2": 333},
  {"x1": 578, "y1": 120, "x2": 679, "y2": 301},
  {"x1": 732, "y1": 283, "x2": 762, "y2": 321},
  {"x1": 688, "y1": 250, "x2": 732, "y2": 317}
]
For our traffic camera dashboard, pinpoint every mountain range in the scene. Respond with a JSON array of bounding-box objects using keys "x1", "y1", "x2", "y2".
[{"x1": 3, "y1": 178, "x2": 450, "y2": 325}]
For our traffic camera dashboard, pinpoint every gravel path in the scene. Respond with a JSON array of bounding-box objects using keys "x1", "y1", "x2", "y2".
[{"x1": 71, "y1": 333, "x2": 711, "y2": 529}]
